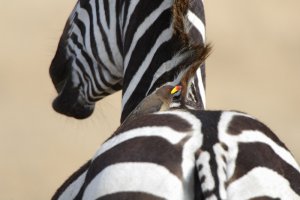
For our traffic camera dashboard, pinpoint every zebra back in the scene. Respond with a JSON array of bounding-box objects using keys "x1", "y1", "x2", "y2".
[{"x1": 52, "y1": 109, "x2": 300, "y2": 200}]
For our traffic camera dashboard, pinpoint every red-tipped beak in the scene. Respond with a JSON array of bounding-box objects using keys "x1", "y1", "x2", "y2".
[{"x1": 171, "y1": 85, "x2": 182, "y2": 94}]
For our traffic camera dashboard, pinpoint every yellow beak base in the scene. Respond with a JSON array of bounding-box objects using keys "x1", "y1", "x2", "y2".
[{"x1": 171, "y1": 85, "x2": 182, "y2": 94}]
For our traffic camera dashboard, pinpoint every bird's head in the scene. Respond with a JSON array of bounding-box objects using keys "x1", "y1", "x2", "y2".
[{"x1": 155, "y1": 85, "x2": 182, "y2": 103}]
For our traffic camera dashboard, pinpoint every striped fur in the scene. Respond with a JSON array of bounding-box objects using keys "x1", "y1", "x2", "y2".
[
  {"x1": 49, "y1": 0, "x2": 206, "y2": 121},
  {"x1": 52, "y1": 110, "x2": 300, "y2": 199}
]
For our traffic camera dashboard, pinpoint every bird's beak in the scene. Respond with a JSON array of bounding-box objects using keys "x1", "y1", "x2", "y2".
[{"x1": 171, "y1": 85, "x2": 182, "y2": 94}]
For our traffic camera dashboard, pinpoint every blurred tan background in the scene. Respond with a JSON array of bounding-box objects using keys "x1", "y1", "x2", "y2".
[{"x1": 0, "y1": 0, "x2": 299, "y2": 199}]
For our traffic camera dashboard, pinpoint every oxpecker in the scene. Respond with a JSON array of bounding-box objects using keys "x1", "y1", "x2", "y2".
[{"x1": 123, "y1": 85, "x2": 182, "y2": 123}]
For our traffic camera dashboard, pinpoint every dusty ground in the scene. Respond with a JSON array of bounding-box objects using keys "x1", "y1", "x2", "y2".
[{"x1": 0, "y1": 1, "x2": 299, "y2": 199}]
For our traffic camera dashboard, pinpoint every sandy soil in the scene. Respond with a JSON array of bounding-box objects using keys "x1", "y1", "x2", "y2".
[{"x1": 0, "y1": 1, "x2": 299, "y2": 199}]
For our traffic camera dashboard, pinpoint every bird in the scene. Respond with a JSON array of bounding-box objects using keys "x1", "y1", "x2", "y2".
[
  {"x1": 120, "y1": 44, "x2": 211, "y2": 124},
  {"x1": 122, "y1": 85, "x2": 182, "y2": 124}
]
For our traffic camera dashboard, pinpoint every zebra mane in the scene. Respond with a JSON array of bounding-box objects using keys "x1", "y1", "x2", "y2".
[
  {"x1": 169, "y1": 0, "x2": 212, "y2": 108},
  {"x1": 173, "y1": 0, "x2": 190, "y2": 44},
  {"x1": 179, "y1": 44, "x2": 211, "y2": 107}
]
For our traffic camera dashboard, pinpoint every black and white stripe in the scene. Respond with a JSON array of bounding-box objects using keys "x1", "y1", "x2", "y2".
[
  {"x1": 52, "y1": 110, "x2": 300, "y2": 199},
  {"x1": 49, "y1": 0, "x2": 206, "y2": 121}
]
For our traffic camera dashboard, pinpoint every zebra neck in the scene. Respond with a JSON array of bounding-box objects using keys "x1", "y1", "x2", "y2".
[{"x1": 119, "y1": 0, "x2": 206, "y2": 122}]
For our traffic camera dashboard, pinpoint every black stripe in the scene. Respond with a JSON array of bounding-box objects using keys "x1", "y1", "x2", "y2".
[
  {"x1": 75, "y1": 56, "x2": 110, "y2": 102},
  {"x1": 121, "y1": 35, "x2": 182, "y2": 122},
  {"x1": 229, "y1": 142, "x2": 300, "y2": 195},
  {"x1": 187, "y1": 0, "x2": 205, "y2": 46},
  {"x1": 116, "y1": 113, "x2": 192, "y2": 136},
  {"x1": 192, "y1": 110, "x2": 222, "y2": 199},
  {"x1": 75, "y1": 136, "x2": 184, "y2": 199},
  {"x1": 201, "y1": 64, "x2": 206, "y2": 89},
  {"x1": 88, "y1": 1, "x2": 117, "y2": 70},
  {"x1": 192, "y1": 74, "x2": 204, "y2": 109},
  {"x1": 82, "y1": 52, "x2": 120, "y2": 93},
  {"x1": 227, "y1": 115, "x2": 288, "y2": 149},
  {"x1": 188, "y1": 0, "x2": 205, "y2": 25},
  {"x1": 49, "y1": 44, "x2": 70, "y2": 90},
  {"x1": 115, "y1": 0, "x2": 124, "y2": 56},
  {"x1": 75, "y1": 59, "x2": 97, "y2": 102},
  {"x1": 249, "y1": 197, "x2": 280, "y2": 200},
  {"x1": 121, "y1": 0, "x2": 130, "y2": 31},
  {"x1": 68, "y1": 36, "x2": 97, "y2": 99},
  {"x1": 103, "y1": 0, "x2": 110, "y2": 28},
  {"x1": 52, "y1": 160, "x2": 91, "y2": 200},
  {"x1": 188, "y1": 26, "x2": 204, "y2": 46},
  {"x1": 95, "y1": 0, "x2": 115, "y2": 65},
  {"x1": 73, "y1": 13, "x2": 86, "y2": 46},
  {"x1": 97, "y1": 192, "x2": 165, "y2": 200},
  {"x1": 194, "y1": 166, "x2": 204, "y2": 199},
  {"x1": 71, "y1": 33, "x2": 121, "y2": 98},
  {"x1": 81, "y1": 1, "x2": 120, "y2": 80},
  {"x1": 79, "y1": 0, "x2": 89, "y2": 7},
  {"x1": 70, "y1": 34, "x2": 106, "y2": 94},
  {"x1": 123, "y1": 9, "x2": 172, "y2": 77},
  {"x1": 110, "y1": 81, "x2": 123, "y2": 91},
  {"x1": 85, "y1": 2, "x2": 102, "y2": 67},
  {"x1": 145, "y1": 36, "x2": 199, "y2": 96}
]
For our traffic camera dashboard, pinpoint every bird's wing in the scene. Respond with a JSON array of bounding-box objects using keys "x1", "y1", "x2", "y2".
[{"x1": 123, "y1": 95, "x2": 163, "y2": 123}]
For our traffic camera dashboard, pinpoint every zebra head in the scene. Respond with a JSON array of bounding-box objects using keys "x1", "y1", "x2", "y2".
[
  {"x1": 49, "y1": 0, "x2": 206, "y2": 122},
  {"x1": 50, "y1": 1, "x2": 123, "y2": 119}
]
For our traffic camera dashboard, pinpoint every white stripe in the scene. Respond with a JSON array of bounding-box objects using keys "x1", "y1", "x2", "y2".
[
  {"x1": 122, "y1": 27, "x2": 173, "y2": 108},
  {"x1": 180, "y1": 112, "x2": 202, "y2": 199},
  {"x1": 93, "y1": 125, "x2": 187, "y2": 159},
  {"x1": 217, "y1": 112, "x2": 240, "y2": 179},
  {"x1": 196, "y1": 68, "x2": 206, "y2": 108},
  {"x1": 213, "y1": 143, "x2": 227, "y2": 199},
  {"x1": 227, "y1": 167, "x2": 300, "y2": 200},
  {"x1": 82, "y1": 163, "x2": 185, "y2": 200},
  {"x1": 187, "y1": 10, "x2": 206, "y2": 41},
  {"x1": 196, "y1": 151, "x2": 216, "y2": 191},
  {"x1": 58, "y1": 170, "x2": 87, "y2": 200}
]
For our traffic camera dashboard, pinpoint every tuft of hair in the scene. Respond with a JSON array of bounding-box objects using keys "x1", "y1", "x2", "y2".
[
  {"x1": 179, "y1": 44, "x2": 212, "y2": 102},
  {"x1": 172, "y1": 0, "x2": 190, "y2": 44},
  {"x1": 171, "y1": 0, "x2": 212, "y2": 108}
]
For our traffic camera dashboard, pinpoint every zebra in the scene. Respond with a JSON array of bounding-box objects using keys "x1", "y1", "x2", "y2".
[
  {"x1": 49, "y1": 0, "x2": 300, "y2": 199},
  {"x1": 52, "y1": 109, "x2": 300, "y2": 199},
  {"x1": 49, "y1": 0, "x2": 206, "y2": 122}
]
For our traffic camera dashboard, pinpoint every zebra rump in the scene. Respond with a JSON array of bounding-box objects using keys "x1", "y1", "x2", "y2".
[{"x1": 52, "y1": 109, "x2": 300, "y2": 200}]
